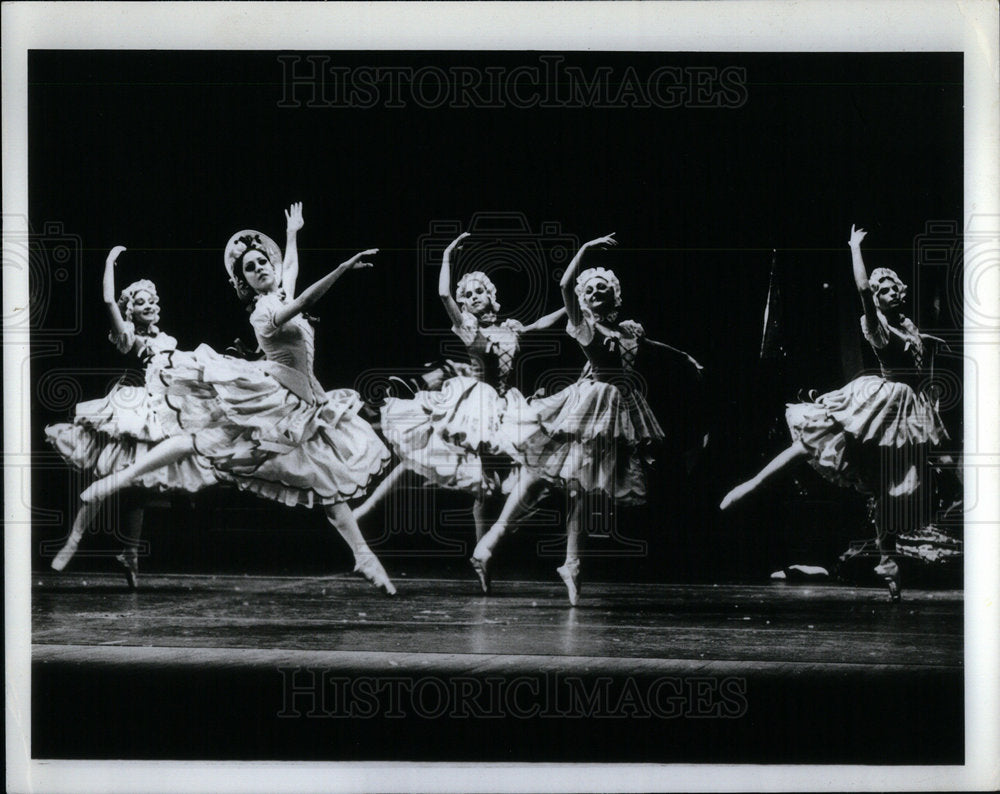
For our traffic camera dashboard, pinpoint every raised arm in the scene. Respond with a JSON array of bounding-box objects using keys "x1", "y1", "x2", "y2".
[
  {"x1": 848, "y1": 224, "x2": 879, "y2": 329},
  {"x1": 271, "y1": 248, "x2": 378, "y2": 327},
  {"x1": 560, "y1": 233, "x2": 617, "y2": 325},
  {"x1": 438, "y1": 232, "x2": 470, "y2": 328},
  {"x1": 520, "y1": 307, "x2": 567, "y2": 333},
  {"x1": 281, "y1": 202, "x2": 304, "y2": 299},
  {"x1": 102, "y1": 245, "x2": 129, "y2": 338}
]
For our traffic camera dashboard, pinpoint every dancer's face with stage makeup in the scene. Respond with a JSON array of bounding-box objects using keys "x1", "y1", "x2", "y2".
[
  {"x1": 581, "y1": 276, "x2": 615, "y2": 315},
  {"x1": 131, "y1": 290, "x2": 160, "y2": 328},
  {"x1": 241, "y1": 249, "x2": 278, "y2": 294},
  {"x1": 461, "y1": 278, "x2": 491, "y2": 317},
  {"x1": 873, "y1": 279, "x2": 903, "y2": 314}
]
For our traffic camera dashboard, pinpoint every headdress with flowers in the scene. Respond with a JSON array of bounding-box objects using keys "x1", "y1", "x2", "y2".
[{"x1": 224, "y1": 230, "x2": 283, "y2": 303}]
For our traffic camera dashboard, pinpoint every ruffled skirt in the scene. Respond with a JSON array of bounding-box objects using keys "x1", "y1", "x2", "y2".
[
  {"x1": 380, "y1": 375, "x2": 518, "y2": 492},
  {"x1": 44, "y1": 381, "x2": 219, "y2": 493},
  {"x1": 501, "y1": 379, "x2": 665, "y2": 503},
  {"x1": 786, "y1": 375, "x2": 948, "y2": 496},
  {"x1": 149, "y1": 345, "x2": 390, "y2": 508}
]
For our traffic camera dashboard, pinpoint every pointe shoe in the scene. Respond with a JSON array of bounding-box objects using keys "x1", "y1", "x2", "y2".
[
  {"x1": 353, "y1": 554, "x2": 397, "y2": 596},
  {"x1": 873, "y1": 559, "x2": 901, "y2": 603},
  {"x1": 51, "y1": 536, "x2": 80, "y2": 572},
  {"x1": 116, "y1": 551, "x2": 139, "y2": 590},
  {"x1": 52, "y1": 501, "x2": 96, "y2": 571},
  {"x1": 556, "y1": 560, "x2": 581, "y2": 606},
  {"x1": 469, "y1": 556, "x2": 491, "y2": 594}
]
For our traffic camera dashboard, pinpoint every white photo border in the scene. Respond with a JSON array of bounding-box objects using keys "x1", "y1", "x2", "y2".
[{"x1": 4, "y1": 1, "x2": 998, "y2": 792}]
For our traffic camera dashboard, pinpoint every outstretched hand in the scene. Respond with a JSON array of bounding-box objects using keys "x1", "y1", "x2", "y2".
[
  {"x1": 848, "y1": 224, "x2": 867, "y2": 248},
  {"x1": 341, "y1": 248, "x2": 378, "y2": 271},
  {"x1": 103, "y1": 245, "x2": 129, "y2": 313},
  {"x1": 106, "y1": 245, "x2": 127, "y2": 267},
  {"x1": 618, "y1": 319, "x2": 645, "y2": 339},
  {"x1": 585, "y1": 233, "x2": 617, "y2": 249},
  {"x1": 285, "y1": 202, "x2": 304, "y2": 233},
  {"x1": 444, "y1": 232, "x2": 471, "y2": 258}
]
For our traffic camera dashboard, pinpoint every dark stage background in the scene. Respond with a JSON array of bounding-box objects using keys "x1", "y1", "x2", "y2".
[{"x1": 29, "y1": 51, "x2": 963, "y2": 584}]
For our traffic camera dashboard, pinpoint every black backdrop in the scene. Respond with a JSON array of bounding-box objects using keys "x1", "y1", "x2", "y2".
[{"x1": 29, "y1": 51, "x2": 963, "y2": 582}]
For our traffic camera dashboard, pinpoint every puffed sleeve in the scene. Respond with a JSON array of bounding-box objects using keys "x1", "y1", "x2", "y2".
[
  {"x1": 501, "y1": 318, "x2": 525, "y2": 337},
  {"x1": 566, "y1": 315, "x2": 594, "y2": 346},
  {"x1": 860, "y1": 314, "x2": 889, "y2": 349},
  {"x1": 250, "y1": 294, "x2": 282, "y2": 339},
  {"x1": 451, "y1": 312, "x2": 479, "y2": 346},
  {"x1": 108, "y1": 321, "x2": 137, "y2": 355}
]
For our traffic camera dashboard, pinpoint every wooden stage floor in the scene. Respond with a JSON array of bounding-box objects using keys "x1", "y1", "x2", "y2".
[{"x1": 32, "y1": 572, "x2": 964, "y2": 764}]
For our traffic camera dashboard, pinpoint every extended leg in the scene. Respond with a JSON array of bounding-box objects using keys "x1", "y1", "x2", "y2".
[
  {"x1": 469, "y1": 473, "x2": 546, "y2": 593},
  {"x1": 116, "y1": 489, "x2": 145, "y2": 589},
  {"x1": 51, "y1": 499, "x2": 100, "y2": 571},
  {"x1": 324, "y1": 502, "x2": 396, "y2": 596},
  {"x1": 52, "y1": 486, "x2": 150, "y2": 576},
  {"x1": 720, "y1": 439, "x2": 808, "y2": 510},
  {"x1": 872, "y1": 499, "x2": 902, "y2": 603},
  {"x1": 472, "y1": 492, "x2": 504, "y2": 543},
  {"x1": 81, "y1": 436, "x2": 196, "y2": 504},
  {"x1": 353, "y1": 463, "x2": 409, "y2": 522},
  {"x1": 557, "y1": 495, "x2": 584, "y2": 606},
  {"x1": 58, "y1": 437, "x2": 196, "y2": 572},
  {"x1": 472, "y1": 473, "x2": 545, "y2": 561}
]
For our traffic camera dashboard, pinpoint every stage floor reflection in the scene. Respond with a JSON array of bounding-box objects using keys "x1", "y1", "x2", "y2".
[{"x1": 32, "y1": 573, "x2": 963, "y2": 763}]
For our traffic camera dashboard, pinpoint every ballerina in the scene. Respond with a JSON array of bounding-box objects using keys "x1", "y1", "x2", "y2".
[
  {"x1": 720, "y1": 224, "x2": 950, "y2": 600},
  {"x1": 471, "y1": 233, "x2": 667, "y2": 605},
  {"x1": 73, "y1": 203, "x2": 397, "y2": 594},
  {"x1": 46, "y1": 245, "x2": 218, "y2": 587},
  {"x1": 356, "y1": 231, "x2": 566, "y2": 545}
]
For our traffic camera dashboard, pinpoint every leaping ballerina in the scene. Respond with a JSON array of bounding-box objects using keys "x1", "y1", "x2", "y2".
[
  {"x1": 69, "y1": 203, "x2": 398, "y2": 594},
  {"x1": 471, "y1": 233, "x2": 675, "y2": 605},
  {"x1": 720, "y1": 224, "x2": 951, "y2": 600},
  {"x1": 46, "y1": 246, "x2": 219, "y2": 587},
  {"x1": 355, "y1": 231, "x2": 566, "y2": 544}
]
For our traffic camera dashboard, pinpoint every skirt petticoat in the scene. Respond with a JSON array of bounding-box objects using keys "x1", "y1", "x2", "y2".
[
  {"x1": 44, "y1": 381, "x2": 219, "y2": 493},
  {"x1": 149, "y1": 344, "x2": 391, "y2": 508},
  {"x1": 380, "y1": 375, "x2": 516, "y2": 492},
  {"x1": 786, "y1": 374, "x2": 948, "y2": 496},
  {"x1": 501, "y1": 379, "x2": 665, "y2": 504}
]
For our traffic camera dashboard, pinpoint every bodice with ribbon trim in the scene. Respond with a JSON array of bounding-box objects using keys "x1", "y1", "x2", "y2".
[
  {"x1": 861, "y1": 313, "x2": 944, "y2": 389},
  {"x1": 452, "y1": 313, "x2": 525, "y2": 396},
  {"x1": 566, "y1": 315, "x2": 643, "y2": 385}
]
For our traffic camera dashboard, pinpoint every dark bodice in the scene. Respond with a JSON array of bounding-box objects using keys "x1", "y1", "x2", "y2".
[
  {"x1": 861, "y1": 314, "x2": 931, "y2": 389},
  {"x1": 567, "y1": 316, "x2": 642, "y2": 384},
  {"x1": 110, "y1": 322, "x2": 178, "y2": 366},
  {"x1": 453, "y1": 315, "x2": 524, "y2": 396}
]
